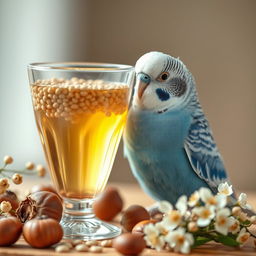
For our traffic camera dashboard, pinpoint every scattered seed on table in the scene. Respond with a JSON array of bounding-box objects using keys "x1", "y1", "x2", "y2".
[
  {"x1": 55, "y1": 244, "x2": 70, "y2": 253},
  {"x1": 72, "y1": 239, "x2": 83, "y2": 246},
  {"x1": 100, "y1": 240, "x2": 112, "y2": 247},
  {"x1": 86, "y1": 240, "x2": 99, "y2": 246},
  {"x1": 75, "y1": 244, "x2": 89, "y2": 252},
  {"x1": 89, "y1": 245, "x2": 103, "y2": 253}
]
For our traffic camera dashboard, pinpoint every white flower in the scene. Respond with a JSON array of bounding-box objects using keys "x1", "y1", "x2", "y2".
[
  {"x1": 158, "y1": 200, "x2": 173, "y2": 213},
  {"x1": 193, "y1": 205, "x2": 215, "y2": 227},
  {"x1": 218, "y1": 182, "x2": 233, "y2": 196},
  {"x1": 162, "y1": 210, "x2": 183, "y2": 230},
  {"x1": 199, "y1": 187, "x2": 227, "y2": 209},
  {"x1": 176, "y1": 195, "x2": 187, "y2": 215},
  {"x1": 214, "y1": 208, "x2": 234, "y2": 235},
  {"x1": 188, "y1": 191, "x2": 200, "y2": 207},
  {"x1": 228, "y1": 216, "x2": 240, "y2": 234},
  {"x1": 238, "y1": 193, "x2": 252, "y2": 210},
  {"x1": 165, "y1": 227, "x2": 194, "y2": 254},
  {"x1": 0, "y1": 201, "x2": 12, "y2": 213},
  {"x1": 155, "y1": 221, "x2": 169, "y2": 236},
  {"x1": 144, "y1": 223, "x2": 166, "y2": 251},
  {"x1": 236, "y1": 228, "x2": 250, "y2": 245}
]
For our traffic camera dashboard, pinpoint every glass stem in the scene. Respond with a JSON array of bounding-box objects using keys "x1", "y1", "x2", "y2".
[{"x1": 63, "y1": 198, "x2": 95, "y2": 218}]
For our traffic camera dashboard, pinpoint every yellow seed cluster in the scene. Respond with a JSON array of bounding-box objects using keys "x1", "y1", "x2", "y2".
[{"x1": 31, "y1": 78, "x2": 129, "y2": 122}]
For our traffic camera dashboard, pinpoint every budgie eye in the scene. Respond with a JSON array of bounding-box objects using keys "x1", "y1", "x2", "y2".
[{"x1": 157, "y1": 72, "x2": 169, "y2": 82}]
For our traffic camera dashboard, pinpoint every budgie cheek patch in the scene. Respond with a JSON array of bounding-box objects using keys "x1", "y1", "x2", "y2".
[{"x1": 155, "y1": 88, "x2": 170, "y2": 101}]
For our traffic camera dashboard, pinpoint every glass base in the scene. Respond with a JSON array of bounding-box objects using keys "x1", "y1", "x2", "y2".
[{"x1": 60, "y1": 198, "x2": 121, "y2": 240}]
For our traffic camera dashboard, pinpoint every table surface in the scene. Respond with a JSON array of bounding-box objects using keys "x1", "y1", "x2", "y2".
[{"x1": 1, "y1": 183, "x2": 256, "y2": 256}]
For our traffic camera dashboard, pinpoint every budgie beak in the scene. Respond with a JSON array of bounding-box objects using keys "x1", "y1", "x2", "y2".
[{"x1": 137, "y1": 73, "x2": 151, "y2": 99}]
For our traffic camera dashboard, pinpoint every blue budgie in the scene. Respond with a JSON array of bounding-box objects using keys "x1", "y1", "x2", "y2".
[{"x1": 123, "y1": 51, "x2": 230, "y2": 205}]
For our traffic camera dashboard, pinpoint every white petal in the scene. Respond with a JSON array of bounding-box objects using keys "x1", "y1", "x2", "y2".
[
  {"x1": 162, "y1": 218, "x2": 178, "y2": 231},
  {"x1": 199, "y1": 187, "x2": 213, "y2": 203},
  {"x1": 188, "y1": 191, "x2": 200, "y2": 207},
  {"x1": 144, "y1": 223, "x2": 158, "y2": 236},
  {"x1": 217, "y1": 207, "x2": 230, "y2": 217},
  {"x1": 197, "y1": 218, "x2": 211, "y2": 227},
  {"x1": 218, "y1": 182, "x2": 233, "y2": 196},
  {"x1": 158, "y1": 200, "x2": 173, "y2": 213},
  {"x1": 185, "y1": 233, "x2": 194, "y2": 245},
  {"x1": 175, "y1": 227, "x2": 186, "y2": 235},
  {"x1": 176, "y1": 195, "x2": 187, "y2": 215},
  {"x1": 215, "y1": 223, "x2": 229, "y2": 235},
  {"x1": 216, "y1": 194, "x2": 227, "y2": 209},
  {"x1": 180, "y1": 241, "x2": 191, "y2": 254}
]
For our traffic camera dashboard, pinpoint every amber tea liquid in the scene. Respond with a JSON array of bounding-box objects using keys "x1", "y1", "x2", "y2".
[{"x1": 31, "y1": 78, "x2": 129, "y2": 199}]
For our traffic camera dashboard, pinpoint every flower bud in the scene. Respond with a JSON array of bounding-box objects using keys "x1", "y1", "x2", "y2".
[
  {"x1": 25, "y1": 161, "x2": 35, "y2": 170},
  {"x1": 3, "y1": 155, "x2": 13, "y2": 165},
  {"x1": 0, "y1": 200, "x2": 12, "y2": 213},
  {"x1": 238, "y1": 211, "x2": 248, "y2": 222},
  {"x1": 0, "y1": 178, "x2": 9, "y2": 189},
  {"x1": 188, "y1": 222, "x2": 198, "y2": 232},
  {"x1": 250, "y1": 216, "x2": 256, "y2": 225},
  {"x1": 36, "y1": 164, "x2": 46, "y2": 177},
  {"x1": 232, "y1": 206, "x2": 241, "y2": 216},
  {"x1": 12, "y1": 173, "x2": 23, "y2": 185}
]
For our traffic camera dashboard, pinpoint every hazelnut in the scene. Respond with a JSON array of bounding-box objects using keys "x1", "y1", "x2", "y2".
[
  {"x1": 113, "y1": 233, "x2": 146, "y2": 255},
  {"x1": 93, "y1": 187, "x2": 123, "y2": 221},
  {"x1": 121, "y1": 205, "x2": 150, "y2": 232}
]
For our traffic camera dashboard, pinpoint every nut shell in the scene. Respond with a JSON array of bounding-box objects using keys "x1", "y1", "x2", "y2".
[
  {"x1": 121, "y1": 205, "x2": 150, "y2": 232},
  {"x1": 93, "y1": 187, "x2": 123, "y2": 221},
  {"x1": 113, "y1": 233, "x2": 146, "y2": 255},
  {"x1": 23, "y1": 217, "x2": 63, "y2": 248},
  {"x1": 16, "y1": 191, "x2": 63, "y2": 223},
  {"x1": 0, "y1": 217, "x2": 23, "y2": 246}
]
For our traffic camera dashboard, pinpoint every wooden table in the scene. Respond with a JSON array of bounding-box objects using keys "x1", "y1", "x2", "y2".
[{"x1": 1, "y1": 183, "x2": 256, "y2": 256}]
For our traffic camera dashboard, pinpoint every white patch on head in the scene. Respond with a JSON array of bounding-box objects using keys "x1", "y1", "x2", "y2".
[
  {"x1": 133, "y1": 51, "x2": 191, "y2": 112},
  {"x1": 135, "y1": 52, "x2": 167, "y2": 78}
]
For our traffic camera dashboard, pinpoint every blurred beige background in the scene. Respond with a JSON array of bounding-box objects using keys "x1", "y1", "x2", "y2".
[{"x1": 0, "y1": 0, "x2": 255, "y2": 191}]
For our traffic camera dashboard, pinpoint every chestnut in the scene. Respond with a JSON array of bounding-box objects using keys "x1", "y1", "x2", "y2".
[
  {"x1": 121, "y1": 205, "x2": 150, "y2": 232},
  {"x1": 23, "y1": 216, "x2": 63, "y2": 248},
  {"x1": 0, "y1": 216, "x2": 23, "y2": 246},
  {"x1": 93, "y1": 187, "x2": 123, "y2": 221},
  {"x1": 16, "y1": 191, "x2": 63, "y2": 223},
  {"x1": 113, "y1": 233, "x2": 146, "y2": 255},
  {"x1": 30, "y1": 184, "x2": 58, "y2": 195}
]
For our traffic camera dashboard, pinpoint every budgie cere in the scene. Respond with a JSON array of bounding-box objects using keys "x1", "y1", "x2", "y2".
[{"x1": 124, "y1": 51, "x2": 230, "y2": 205}]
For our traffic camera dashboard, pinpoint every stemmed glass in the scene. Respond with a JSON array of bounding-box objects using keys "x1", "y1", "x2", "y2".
[{"x1": 28, "y1": 63, "x2": 134, "y2": 240}]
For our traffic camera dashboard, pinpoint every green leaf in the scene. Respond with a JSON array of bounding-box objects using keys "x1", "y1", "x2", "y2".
[
  {"x1": 241, "y1": 220, "x2": 251, "y2": 226},
  {"x1": 192, "y1": 236, "x2": 212, "y2": 248},
  {"x1": 215, "y1": 234, "x2": 240, "y2": 247}
]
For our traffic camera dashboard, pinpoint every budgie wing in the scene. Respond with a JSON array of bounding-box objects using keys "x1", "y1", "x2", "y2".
[{"x1": 184, "y1": 111, "x2": 228, "y2": 189}]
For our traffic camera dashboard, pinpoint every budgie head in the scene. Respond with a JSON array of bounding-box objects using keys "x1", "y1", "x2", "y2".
[{"x1": 133, "y1": 51, "x2": 196, "y2": 113}]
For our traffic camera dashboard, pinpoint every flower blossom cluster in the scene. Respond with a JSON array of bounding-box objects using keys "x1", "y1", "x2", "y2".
[
  {"x1": 143, "y1": 182, "x2": 256, "y2": 254},
  {"x1": 0, "y1": 155, "x2": 47, "y2": 195}
]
